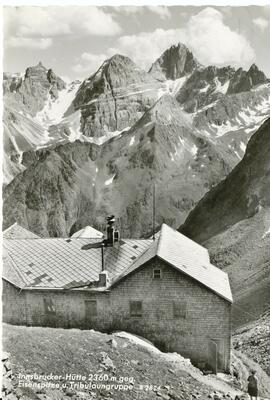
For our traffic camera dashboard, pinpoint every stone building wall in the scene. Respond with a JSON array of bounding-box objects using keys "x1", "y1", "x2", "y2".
[{"x1": 2, "y1": 256, "x2": 231, "y2": 371}]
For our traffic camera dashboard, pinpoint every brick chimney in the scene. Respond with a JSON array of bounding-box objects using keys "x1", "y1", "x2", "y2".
[
  {"x1": 98, "y1": 270, "x2": 109, "y2": 287},
  {"x1": 106, "y1": 215, "x2": 115, "y2": 246},
  {"x1": 105, "y1": 215, "x2": 120, "y2": 247}
]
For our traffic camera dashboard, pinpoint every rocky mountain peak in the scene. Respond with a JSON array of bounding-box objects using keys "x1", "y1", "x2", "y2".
[
  {"x1": 87, "y1": 54, "x2": 142, "y2": 83},
  {"x1": 4, "y1": 62, "x2": 66, "y2": 116},
  {"x1": 101, "y1": 53, "x2": 152, "y2": 86},
  {"x1": 107, "y1": 53, "x2": 134, "y2": 66},
  {"x1": 25, "y1": 61, "x2": 47, "y2": 78},
  {"x1": 47, "y1": 68, "x2": 66, "y2": 98},
  {"x1": 71, "y1": 54, "x2": 158, "y2": 138},
  {"x1": 249, "y1": 63, "x2": 259, "y2": 71},
  {"x1": 247, "y1": 63, "x2": 267, "y2": 83},
  {"x1": 227, "y1": 63, "x2": 268, "y2": 94},
  {"x1": 149, "y1": 42, "x2": 201, "y2": 81}
]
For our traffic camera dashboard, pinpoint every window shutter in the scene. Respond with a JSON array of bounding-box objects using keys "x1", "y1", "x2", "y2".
[
  {"x1": 173, "y1": 301, "x2": 187, "y2": 319},
  {"x1": 153, "y1": 269, "x2": 162, "y2": 279},
  {"x1": 130, "y1": 301, "x2": 143, "y2": 317}
]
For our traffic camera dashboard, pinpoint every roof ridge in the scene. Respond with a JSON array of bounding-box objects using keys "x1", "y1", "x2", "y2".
[
  {"x1": 156, "y1": 224, "x2": 164, "y2": 255},
  {"x1": 3, "y1": 245, "x2": 27, "y2": 288},
  {"x1": 3, "y1": 237, "x2": 154, "y2": 241},
  {"x1": 3, "y1": 222, "x2": 18, "y2": 233},
  {"x1": 162, "y1": 223, "x2": 209, "y2": 256},
  {"x1": 109, "y1": 239, "x2": 158, "y2": 286}
]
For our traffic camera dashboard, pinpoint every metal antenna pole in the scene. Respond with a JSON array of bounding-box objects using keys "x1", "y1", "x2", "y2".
[
  {"x1": 101, "y1": 243, "x2": 105, "y2": 271},
  {"x1": 153, "y1": 184, "x2": 156, "y2": 241}
]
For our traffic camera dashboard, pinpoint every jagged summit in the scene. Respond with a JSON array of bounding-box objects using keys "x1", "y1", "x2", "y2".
[
  {"x1": 25, "y1": 61, "x2": 47, "y2": 77},
  {"x1": 247, "y1": 63, "x2": 268, "y2": 83},
  {"x1": 106, "y1": 53, "x2": 135, "y2": 64},
  {"x1": 22, "y1": 61, "x2": 66, "y2": 89},
  {"x1": 227, "y1": 63, "x2": 268, "y2": 94},
  {"x1": 149, "y1": 42, "x2": 201, "y2": 81},
  {"x1": 95, "y1": 53, "x2": 150, "y2": 81},
  {"x1": 4, "y1": 61, "x2": 66, "y2": 117},
  {"x1": 86, "y1": 54, "x2": 144, "y2": 82}
]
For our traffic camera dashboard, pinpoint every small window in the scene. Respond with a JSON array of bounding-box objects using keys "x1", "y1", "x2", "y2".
[
  {"x1": 130, "y1": 301, "x2": 142, "y2": 317},
  {"x1": 153, "y1": 269, "x2": 162, "y2": 279},
  {"x1": 85, "y1": 300, "x2": 97, "y2": 317},
  {"x1": 173, "y1": 301, "x2": 187, "y2": 319},
  {"x1": 43, "y1": 298, "x2": 56, "y2": 315}
]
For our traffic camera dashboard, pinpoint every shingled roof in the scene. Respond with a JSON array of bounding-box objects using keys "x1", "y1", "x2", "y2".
[
  {"x1": 3, "y1": 223, "x2": 40, "y2": 239},
  {"x1": 2, "y1": 223, "x2": 232, "y2": 302},
  {"x1": 3, "y1": 237, "x2": 152, "y2": 289},
  {"x1": 110, "y1": 224, "x2": 233, "y2": 303},
  {"x1": 71, "y1": 226, "x2": 104, "y2": 239}
]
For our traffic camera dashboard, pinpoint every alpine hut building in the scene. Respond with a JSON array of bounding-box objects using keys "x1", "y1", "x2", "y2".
[{"x1": 2, "y1": 219, "x2": 233, "y2": 373}]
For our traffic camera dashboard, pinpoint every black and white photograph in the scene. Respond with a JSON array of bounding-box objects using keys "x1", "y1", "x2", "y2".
[{"x1": 2, "y1": 2, "x2": 270, "y2": 400}]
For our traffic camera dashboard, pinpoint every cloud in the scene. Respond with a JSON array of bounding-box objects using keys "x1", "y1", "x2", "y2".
[
  {"x1": 114, "y1": 6, "x2": 142, "y2": 15},
  {"x1": 108, "y1": 29, "x2": 183, "y2": 70},
  {"x1": 4, "y1": 6, "x2": 122, "y2": 48},
  {"x1": 113, "y1": 5, "x2": 171, "y2": 19},
  {"x1": 185, "y1": 7, "x2": 255, "y2": 67},
  {"x1": 72, "y1": 53, "x2": 108, "y2": 75},
  {"x1": 263, "y1": 6, "x2": 270, "y2": 17},
  {"x1": 253, "y1": 17, "x2": 269, "y2": 31},
  {"x1": 147, "y1": 6, "x2": 171, "y2": 20},
  {"x1": 73, "y1": 7, "x2": 256, "y2": 77},
  {"x1": 5, "y1": 37, "x2": 52, "y2": 49},
  {"x1": 74, "y1": 28, "x2": 183, "y2": 76}
]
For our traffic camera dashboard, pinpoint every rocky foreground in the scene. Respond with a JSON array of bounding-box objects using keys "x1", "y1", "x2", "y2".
[
  {"x1": 2, "y1": 324, "x2": 270, "y2": 400},
  {"x1": 233, "y1": 310, "x2": 270, "y2": 375}
]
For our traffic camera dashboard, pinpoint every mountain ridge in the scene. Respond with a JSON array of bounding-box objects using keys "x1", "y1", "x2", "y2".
[
  {"x1": 179, "y1": 117, "x2": 270, "y2": 243},
  {"x1": 3, "y1": 93, "x2": 239, "y2": 238},
  {"x1": 3, "y1": 42, "x2": 270, "y2": 238},
  {"x1": 179, "y1": 118, "x2": 270, "y2": 326}
]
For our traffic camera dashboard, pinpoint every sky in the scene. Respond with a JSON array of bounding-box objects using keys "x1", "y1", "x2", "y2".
[{"x1": 3, "y1": 5, "x2": 270, "y2": 81}]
